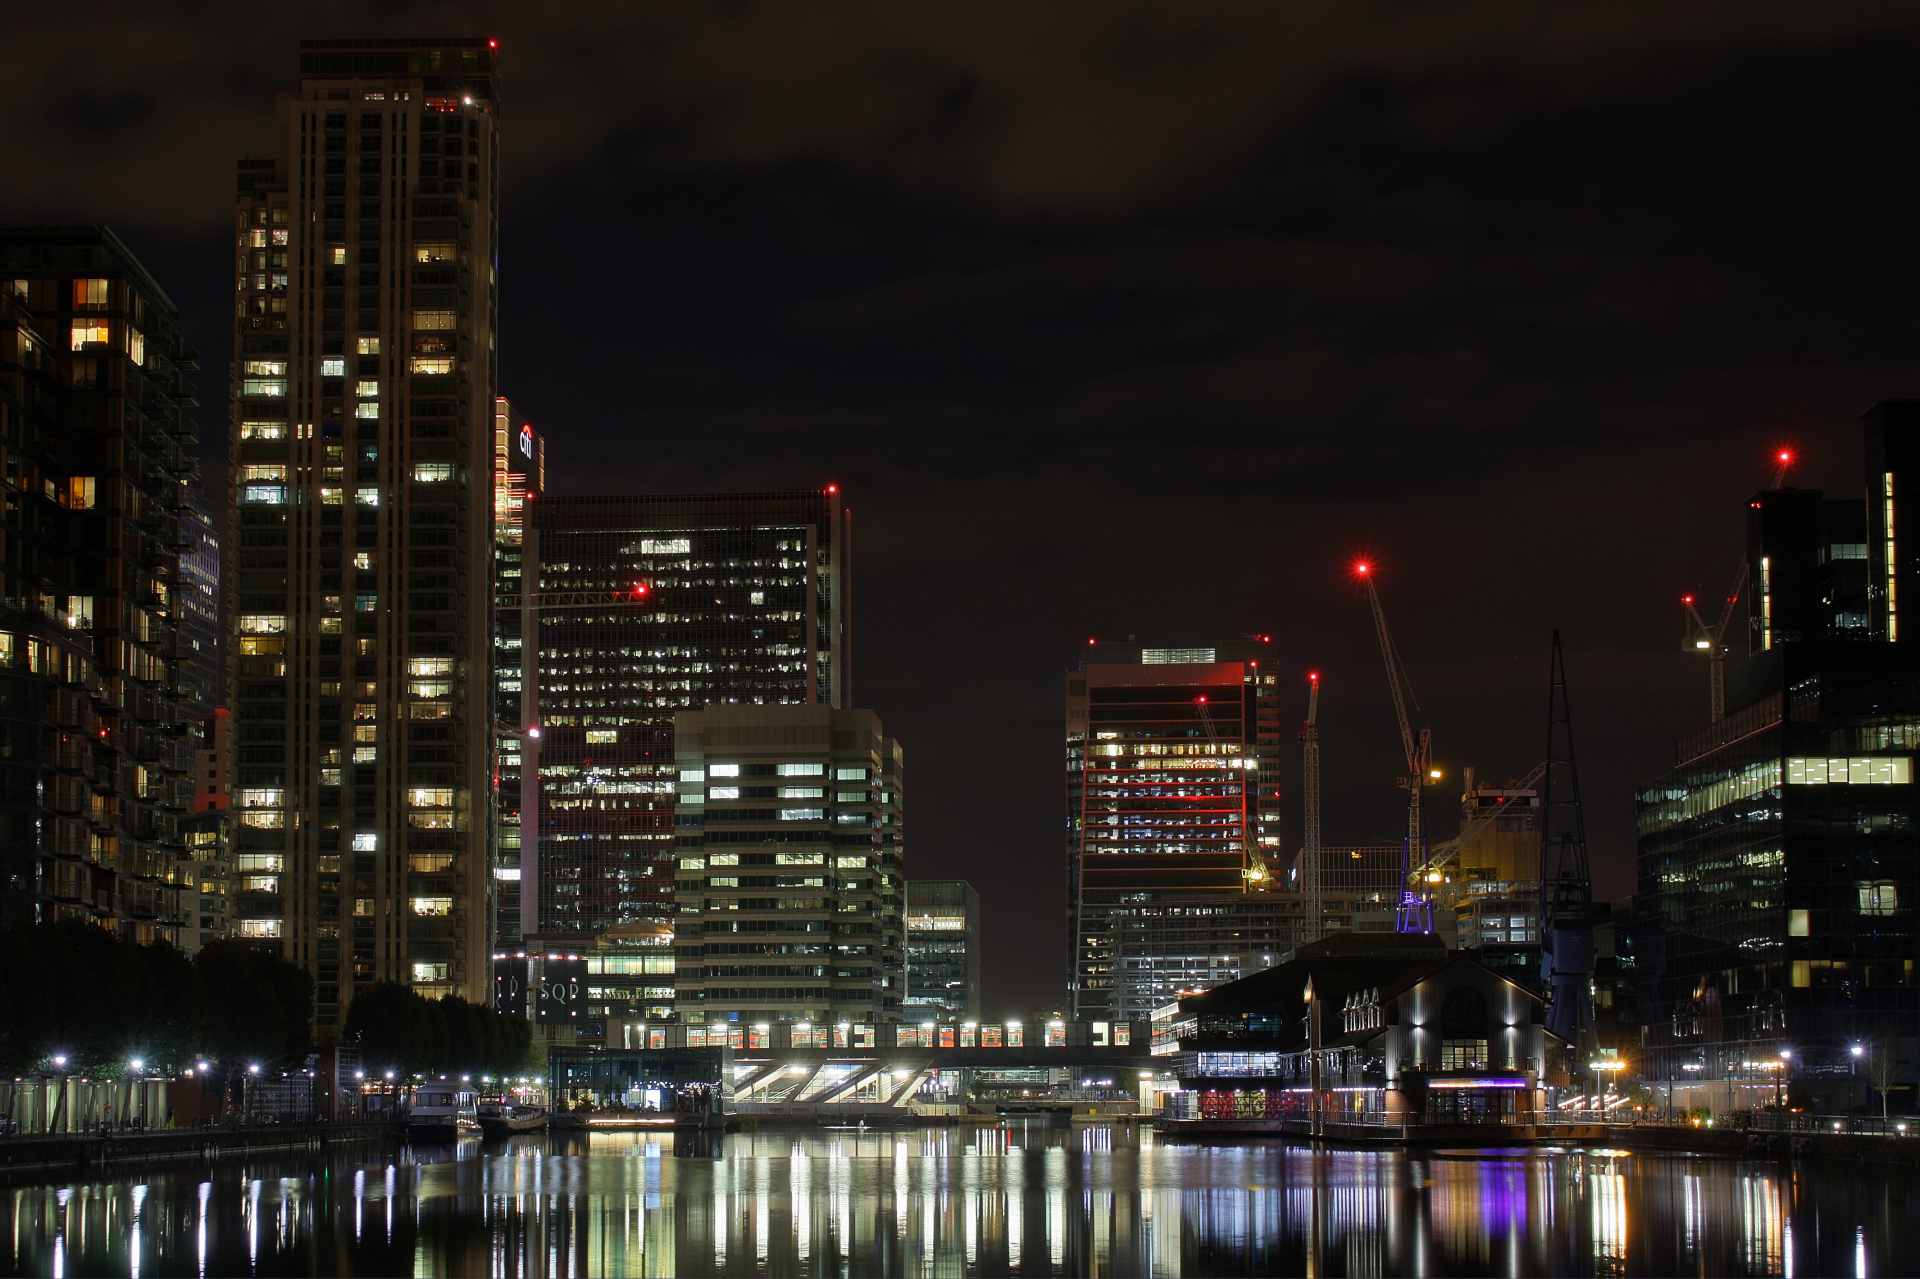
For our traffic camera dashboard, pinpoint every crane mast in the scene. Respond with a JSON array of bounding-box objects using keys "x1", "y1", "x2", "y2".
[
  {"x1": 1540, "y1": 631, "x2": 1598, "y2": 1060},
  {"x1": 1682, "y1": 449, "x2": 1795, "y2": 721},
  {"x1": 1299, "y1": 672, "x2": 1323, "y2": 943},
  {"x1": 1358, "y1": 566, "x2": 1433, "y2": 934}
]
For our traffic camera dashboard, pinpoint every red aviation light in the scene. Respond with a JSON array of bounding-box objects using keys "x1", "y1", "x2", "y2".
[
  {"x1": 1682, "y1": 595, "x2": 1694, "y2": 605},
  {"x1": 1309, "y1": 671, "x2": 1319, "y2": 682},
  {"x1": 826, "y1": 484, "x2": 838, "y2": 494},
  {"x1": 488, "y1": 39, "x2": 499, "y2": 48}
]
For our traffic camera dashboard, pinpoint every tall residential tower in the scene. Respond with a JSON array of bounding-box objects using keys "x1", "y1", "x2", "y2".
[{"x1": 229, "y1": 39, "x2": 500, "y2": 1028}]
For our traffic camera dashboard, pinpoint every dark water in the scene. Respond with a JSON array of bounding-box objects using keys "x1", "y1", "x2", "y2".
[{"x1": 4, "y1": 1124, "x2": 1917, "y2": 1277}]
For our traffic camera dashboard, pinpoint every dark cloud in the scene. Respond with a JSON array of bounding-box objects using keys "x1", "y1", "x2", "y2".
[{"x1": 4, "y1": 3, "x2": 1919, "y2": 1014}]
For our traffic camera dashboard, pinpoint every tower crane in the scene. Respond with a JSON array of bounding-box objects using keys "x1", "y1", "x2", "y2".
[
  {"x1": 1540, "y1": 631, "x2": 1599, "y2": 1061},
  {"x1": 1408, "y1": 757, "x2": 1548, "y2": 908},
  {"x1": 1299, "y1": 672, "x2": 1323, "y2": 944},
  {"x1": 1355, "y1": 562, "x2": 1434, "y2": 934},
  {"x1": 1682, "y1": 448, "x2": 1796, "y2": 722}
]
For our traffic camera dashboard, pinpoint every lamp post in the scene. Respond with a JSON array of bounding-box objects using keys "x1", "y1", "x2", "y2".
[{"x1": 1304, "y1": 975, "x2": 1322, "y2": 1139}]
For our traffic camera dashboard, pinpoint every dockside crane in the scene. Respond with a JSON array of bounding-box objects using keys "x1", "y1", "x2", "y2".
[
  {"x1": 1355, "y1": 562, "x2": 1435, "y2": 934},
  {"x1": 1299, "y1": 672, "x2": 1323, "y2": 943},
  {"x1": 1682, "y1": 448, "x2": 1796, "y2": 722},
  {"x1": 1540, "y1": 631, "x2": 1599, "y2": 1060}
]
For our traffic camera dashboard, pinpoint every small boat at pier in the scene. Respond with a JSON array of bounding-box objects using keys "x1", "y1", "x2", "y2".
[{"x1": 477, "y1": 1097, "x2": 547, "y2": 1136}]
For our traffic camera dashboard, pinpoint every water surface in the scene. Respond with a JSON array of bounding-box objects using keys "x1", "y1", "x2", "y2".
[{"x1": 4, "y1": 1123, "x2": 1915, "y2": 1276}]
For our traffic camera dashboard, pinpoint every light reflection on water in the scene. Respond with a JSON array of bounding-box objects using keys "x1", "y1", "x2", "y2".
[{"x1": 3, "y1": 1123, "x2": 1917, "y2": 1277}]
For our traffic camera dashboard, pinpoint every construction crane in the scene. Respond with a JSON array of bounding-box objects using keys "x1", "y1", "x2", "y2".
[
  {"x1": 1355, "y1": 562, "x2": 1435, "y2": 934},
  {"x1": 1194, "y1": 693, "x2": 1275, "y2": 886},
  {"x1": 1299, "y1": 672, "x2": 1323, "y2": 943},
  {"x1": 1408, "y1": 758, "x2": 1548, "y2": 908},
  {"x1": 1682, "y1": 448, "x2": 1796, "y2": 722},
  {"x1": 1539, "y1": 631, "x2": 1599, "y2": 1062}
]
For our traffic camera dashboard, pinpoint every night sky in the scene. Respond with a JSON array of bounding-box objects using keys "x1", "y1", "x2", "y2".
[{"x1": 8, "y1": 4, "x2": 1920, "y2": 1016}]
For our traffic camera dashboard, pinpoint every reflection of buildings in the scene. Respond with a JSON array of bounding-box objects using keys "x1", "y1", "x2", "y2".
[
  {"x1": 0, "y1": 228, "x2": 199, "y2": 943},
  {"x1": 671, "y1": 704, "x2": 904, "y2": 1026},
  {"x1": 1066, "y1": 641, "x2": 1283, "y2": 1020},
  {"x1": 905, "y1": 879, "x2": 979, "y2": 1020},
  {"x1": 1638, "y1": 402, "x2": 1920, "y2": 1112},
  {"x1": 229, "y1": 39, "x2": 503, "y2": 1025},
  {"x1": 1155, "y1": 932, "x2": 1566, "y2": 1127}
]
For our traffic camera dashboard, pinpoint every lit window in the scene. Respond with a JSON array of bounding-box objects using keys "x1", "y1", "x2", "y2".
[
  {"x1": 354, "y1": 402, "x2": 380, "y2": 420},
  {"x1": 1861, "y1": 881, "x2": 1900, "y2": 915},
  {"x1": 586, "y1": 729, "x2": 618, "y2": 744},
  {"x1": 240, "y1": 874, "x2": 280, "y2": 892},
  {"x1": 408, "y1": 680, "x2": 452, "y2": 698},
  {"x1": 70, "y1": 321, "x2": 110, "y2": 349},
  {"x1": 413, "y1": 962, "x2": 451, "y2": 982},
  {"x1": 357, "y1": 337, "x2": 381, "y2": 355},
  {"x1": 352, "y1": 833, "x2": 378, "y2": 851},
  {"x1": 414, "y1": 243, "x2": 457, "y2": 263},
  {"x1": 355, "y1": 488, "x2": 379, "y2": 505},
  {"x1": 836, "y1": 856, "x2": 866, "y2": 869},
  {"x1": 240, "y1": 422, "x2": 285, "y2": 440},
  {"x1": 779, "y1": 786, "x2": 823, "y2": 799},
  {"x1": 710, "y1": 764, "x2": 740, "y2": 778},
  {"x1": 778, "y1": 763, "x2": 825, "y2": 777},
  {"x1": 320, "y1": 488, "x2": 344, "y2": 505},
  {"x1": 358, "y1": 552, "x2": 380, "y2": 572},
  {"x1": 72, "y1": 279, "x2": 108, "y2": 308},
  {"x1": 240, "y1": 811, "x2": 285, "y2": 828},
  {"x1": 240, "y1": 788, "x2": 283, "y2": 807},
  {"x1": 238, "y1": 614, "x2": 288, "y2": 634},
  {"x1": 242, "y1": 378, "x2": 287, "y2": 397},
  {"x1": 1787, "y1": 757, "x2": 1913, "y2": 785},
  {"x1": 411, "y1": 897, "x2": 453, "y2": 916},
  {"x1": 409, "y1": 811, "x2": 454, "y2": 828},
  {"x1": 240, "y1": 486, "x2": 287, "y2": 505},
  {"x1": 355, "y1": 594, "x2": 377, "y2": 612},
  {"x1": 355, "y1": 379, "x2": 379, "y2": 398},
  {"x1": 244, "y1": 360, "x2": 288, "y2": 376},
  {"x1": 238, "y1": 920, "x2": 282, "y2": 938},
  {"x1": 779, "y1": 808, "x2": 824, "y2": 822},
  {"x1": 240, "y1": 464, "x2": 287, "y2": 482},
  {"x1": 410, "y1": 357, "x2": 454, "y2": 375},
  {"x1": 409, "y1": 788, "x2": 454, "y2": 807},
  {"x1": 127, "y1": 330, "x2": 145, "y2": 366},
  {"x1": 709, "y1": 786, "x2": 739, "y2": 800},
  {"x1": 413, "y1": 310, "x2": 456, "y2": 330},
  {"x1": 836, "y1": 767, "x2": 868, "y2": 781},
  {"x1": 408, "y1": 702, "x2": 450, "y2": 719},
  {"x1": 353, "y1": 899, "x2": 374, "y2": 917},
  {"x1": 412, "y1": 462, "x2": 452, "y2": 482},
  {"x1": 330, "y1": 247, "x2": 347, "y2": 266},
  {"x1": 322, "y1": 358, "x2": 346, "y2": 377},
  {"x1": 710, "y1": 854, "x2": 740, "y2": 866},
  {"x1": 353, "y1": 745, "x2": 377, "y2": 762}
]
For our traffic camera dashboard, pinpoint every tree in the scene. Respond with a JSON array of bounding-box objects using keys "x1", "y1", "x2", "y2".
[
  {"x1": 1866, "y1": 1036, "x2": 1901, "y2": 1121},
  {"x1": 194, "y1": 940, "x2": 313, "y2": 1071}
]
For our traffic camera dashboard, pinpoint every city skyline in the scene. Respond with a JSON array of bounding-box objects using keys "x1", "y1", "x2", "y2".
[{"x1": 8, "y1": 12, "x2": 1920, "y2": 1016}]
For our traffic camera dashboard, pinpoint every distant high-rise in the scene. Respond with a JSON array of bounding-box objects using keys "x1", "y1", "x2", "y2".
[
  {"x1": 491, "y1": 400, "x2": 540, "y2": 947},
  {"x1": 229, "y1": 38, "x2": 501, "y2": 1027},
  {"x1": 517, "y1": 490, "x2": 849, "y2": 958},
  {"x1": 0, "y1": 227, "x2": 199, "y2": 942},
  {"x1": 1065, "y1": 641, "x2": 1282, "y2": 1020},
  {"x1": 672, "y1": 704, "x2": 903, "y2": 1025},
  {"x1": 905, "y1": 880, "x2": 980, "y2": 1020},
  {"x1": 177, "y1": 474, "x2": 223, "y2": 715}
]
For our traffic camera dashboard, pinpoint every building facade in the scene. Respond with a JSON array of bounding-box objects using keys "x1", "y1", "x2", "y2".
[
  {"x1": 1110, "y1": 889, "x2": 1318, "y2": 1021},
  {"x1": 0, "y1": 228, "x2": 200, "y2": 942},
  {"x1": 491, "y1": 400, "x2": 540, "y2": 947},
  {"x1": 905, "y1": 879, "x2": 979, "y2": 1020},
  {"x1": 228, "y1": 38, "x2": 501, "y2": 1027},
  {"x1": 672, "y1": 704, "x2": 903, "y2": 1025},
  {"x1": 518, "y1": 490, "x2": 849, "y2": 948},
  {"x1": 1066, "y1": 641, "x2": 1283, "y2": 1019}
]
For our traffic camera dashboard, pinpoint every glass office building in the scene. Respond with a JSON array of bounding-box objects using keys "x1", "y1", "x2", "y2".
[
  {"x1": 1065, "y1": 641, "x2": 1282, "y2": 1020},
  {"x1": 905, "y1": 879, "x2": 979, "y2": 1020},
  {"x1": 519, "y1": 490, "x2": 849, "y2": 950},
  {"x1": 672, "y1": 704, "x2": 903, "y2": 1024}
]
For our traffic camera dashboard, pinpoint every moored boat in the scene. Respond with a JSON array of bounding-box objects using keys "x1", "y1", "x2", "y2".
[{"x1": 477, "y1": 1097, "x2": 548, "y2": 1136}]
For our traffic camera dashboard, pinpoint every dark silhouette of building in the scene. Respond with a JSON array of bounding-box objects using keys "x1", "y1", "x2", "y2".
[{"x1": 0, "y1": 226, "x2": 199, "y2": 942}]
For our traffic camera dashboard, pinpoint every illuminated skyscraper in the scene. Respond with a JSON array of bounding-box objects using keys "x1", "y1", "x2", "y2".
[
  {"x1": 1065, "y1": 641, "x2": 1282, "y2": 1020},
  {"x1": 905, "y1": 879, "x2": 979, "y2": 1020},
  {"x1": 518, "y1": 489, "x2": 849, "y2": 967},
  {"x1": 228, "y1": 38, "x2": 500, "y2": 1028},
  {"x1": 491, "y1": 399, "x2": 540, "y2": 947}
]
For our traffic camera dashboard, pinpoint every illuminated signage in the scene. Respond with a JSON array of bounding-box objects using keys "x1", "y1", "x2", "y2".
[
  {"x1": 1426, "y1": 1076, "x2": 1529, "y2": 1090},
  {"x1": 518, "y1": 424, "x2": 534, "y2": 459}
]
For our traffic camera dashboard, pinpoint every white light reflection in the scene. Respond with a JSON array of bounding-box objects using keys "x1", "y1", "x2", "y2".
[
  {"x1": 128, "y1": 1183, "x2": 146, "y2": 1279},
  {"x1": 247, "y1": 1178, "x2": 262, "y2": 1268},
  {"x1": 1857, "y1": 1225, "x2": 1869, "y2": 1278},
  {"x1": 196, "y1": 1181, "x2": 211, "y2": 1279}
]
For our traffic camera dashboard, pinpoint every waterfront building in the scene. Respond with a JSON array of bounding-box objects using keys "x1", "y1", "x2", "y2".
[
  {"x1": 672, "y1": 703, "x2": 903, "y2": 1026},
  {"x1": 905, "y1": 879, "x2": 980, "y2": 1020},
  {"x1": 1155, "y1": 931, "x2": 1565, "y2": 1126},
  {"x1": 1638, "y1": 402, "x2": 1920, "y2": 1111},
  {"x1": 491, "y1": 402, "x2": 540, "y2": 947},
  {"x1": 518, "y1": 490, "x2": 849, "y2": 948},
  {"x1": 0, "y1": 227, "x2": 199, "y2": 941},
  {"x1": 228, "y1": 38, "x2": 501, "y2": 1026},
  {"x1": 1066, "y1": 640, "x2": 1283, "y2": 1020}
]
